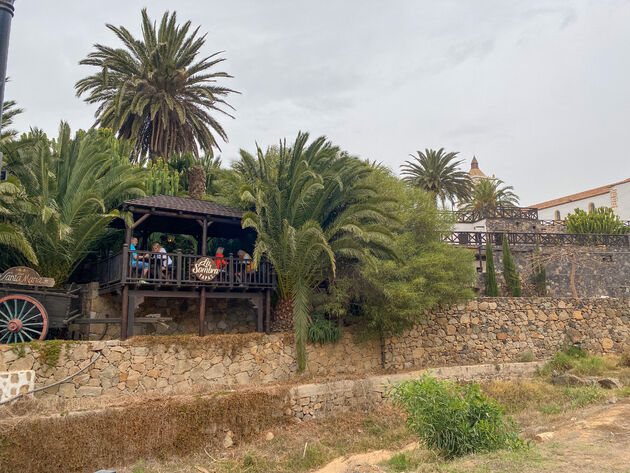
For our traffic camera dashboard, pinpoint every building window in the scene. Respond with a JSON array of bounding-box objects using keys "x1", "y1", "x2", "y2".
[
  {"x1": 554, "y1": 210, "x2": 560, "y2": 221},
  {"x1": 588, "y1": 202, "x2": 595, "y2": 212}
]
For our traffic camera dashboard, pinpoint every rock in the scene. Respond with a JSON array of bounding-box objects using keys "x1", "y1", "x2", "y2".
[
  {"x1": 58, "y1": 383, "x2": 76, "y2": 398},
  {"x1": 534, "y1": 432, "x2": 554, "y2": 442},
  {"x1": 598, "y1": 378, "x2": 622, "y2": 389},
  {"x1": 601, "y1": 338, "x2": 614, "y2": 350},
  {"x1": 551, "y1": 373, "x2": 590, "y2": 387},
  {"x1": 265, "y1": 431, "x2": 275, "y2": 441},
  {"x1": 76, "y1": 386, "x2": 102, "y2": 397}
]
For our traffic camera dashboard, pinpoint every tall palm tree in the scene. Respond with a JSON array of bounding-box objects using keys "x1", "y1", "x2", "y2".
[
  {"x1": 401, "y1": 148, "x2": 472, "y2": 207},
  {"x1": 462, "y1": 178, "x2": 519, "y2": 212},
  {"x1": 239, "y1": 133, "x2": 396, "y2": 371},
  {"x1": 3, "y1": 123, "x2": 146, "y2": 283},
  {"x1": 75, "y1": 9, "x2": 237, "y2": 161}
]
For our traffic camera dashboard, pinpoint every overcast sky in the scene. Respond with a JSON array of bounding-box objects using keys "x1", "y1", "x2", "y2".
[{"x1": 5, "y1": 0, "x2": 630, "y2": 205}]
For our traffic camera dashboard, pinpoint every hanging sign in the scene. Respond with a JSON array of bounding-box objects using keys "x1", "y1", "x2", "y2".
[
  {"x1": 191, "y1": 257, "x2": 220, "y2": 281},
  {"x1": 0, "y1": 267, "x2": 55, "y2": 287}
]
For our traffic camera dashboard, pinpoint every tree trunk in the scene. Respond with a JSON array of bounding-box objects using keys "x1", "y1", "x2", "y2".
[
  {"x1": 189, "y1": 165, "x2": 206, "y2": 200},
  {"x1": 272, "y1": 297, "x2": 293, "y2": 332}
]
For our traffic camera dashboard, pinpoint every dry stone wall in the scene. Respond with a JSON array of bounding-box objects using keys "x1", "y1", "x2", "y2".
[
  {"x1": 385, "y1": 297, "x2": 630, "y2": 370},
  {"x1": 0, "y1": 297, "x2": 628, "y2": 400}
]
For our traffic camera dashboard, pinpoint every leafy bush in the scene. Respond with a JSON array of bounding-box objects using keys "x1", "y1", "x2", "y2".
[
  {"x1": 384, "y1": 452, "x2": 420, "y2": 472},
  {"x1": 388, "y1": 375, "x2": 525, "y2": 458},
  {"x1": 307, "y1": 316, "x2": 342, "y2": 345},
  {"x1": 538, "y1": 347, "x2": 608, "y2": 377},
  {"x1": 519, "y1": 350, "x2": 534, "y2": 362},
  {"x1": 565, "y1": 207, "x2": 629, "y2": 234},
  {"x1": 619, "y1": 346, "x2": 630, "y2": 368}
]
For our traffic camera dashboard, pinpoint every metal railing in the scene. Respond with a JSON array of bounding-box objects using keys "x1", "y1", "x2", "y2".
[
  {"x1": 95, "y1": 247, "x2": 274, "y2": 289},
  {"x1": 442, "y1": 231, "x2": 630, "y2": 247},
  {"x1": 455, "y1": 207, "x2": 539, "y2": 223}
]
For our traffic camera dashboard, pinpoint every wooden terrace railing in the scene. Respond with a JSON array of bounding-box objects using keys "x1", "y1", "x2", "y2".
[
  {"x1": 455, "y1": 207, "x2": 539, "y2": 223},
  {"x1": 442, "y1": 231, "x2": 630, "y2": 247},
  {"x1": 95, "y1": 247, "x2": 274, "y2": 290}
]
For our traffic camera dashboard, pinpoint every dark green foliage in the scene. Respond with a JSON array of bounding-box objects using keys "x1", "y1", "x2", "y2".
[
  {"x1": 532, "y1": 244, "x2": 547, "y2": 296},
  {"x1": 307, "y1": 316, "x2": 342, "y2": 345},
  {"x1": 565, "y1": 207, "x2": 629, "y2": 234},
  {"x1": 501, "y1": 234, "x2": 521, "y2": 297},
  {"x1": 360, "y1": 181, "x2": 476, "y2": 337},
  {"x1": 389, "y1": 375, "x2": 525, "y2": 458},
  {"x1": 485, "y1": 240, "x2": 499, "y2": 297}
]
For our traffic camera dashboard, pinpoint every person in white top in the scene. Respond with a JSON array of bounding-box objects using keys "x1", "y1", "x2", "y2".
[{"x1": 152, "y1": 242, "x2": 173, "y2": 277}]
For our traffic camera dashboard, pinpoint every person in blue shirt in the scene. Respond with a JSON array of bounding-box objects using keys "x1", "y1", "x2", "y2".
[{"x1": 130, "y1": 237, "x2": 149, "y2": 278}]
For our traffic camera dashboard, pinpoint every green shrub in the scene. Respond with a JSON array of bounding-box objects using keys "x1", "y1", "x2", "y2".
[
  {"x1": 485, "y1": 240, "x2": 499, "y2": 297},
  {"x1": 538, "y1": 347, "x2": 607, "y2": 377},
  {"x1": 519, "y1": 350, "x2": 534, "y2": 362},
  {"x1": 384, "y1": 452, "x2": 420, "y2": 472},
  {"x1": 388, "y1": 375, "x2": 525, "y2": 458},
  {"x1": 619, "y1": 346, "x2": 630, "y2": 367},
  {"x1": 564, "y1": 386, "x2": 607, "y2": 409},
  {"x1": 308, "y1": 316, "x2": 342, "y2": 345}
]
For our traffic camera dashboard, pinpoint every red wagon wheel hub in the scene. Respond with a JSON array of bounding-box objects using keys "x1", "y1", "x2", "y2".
[{"x1": 7, "y1": 319, "x2": 22, "y2": 333}]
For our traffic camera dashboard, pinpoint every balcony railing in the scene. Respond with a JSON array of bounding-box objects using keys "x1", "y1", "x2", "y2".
[
  {"x1": 95, "y1": 247, "x2": 274, "y2": 290},
  {"x1": 442, "y1": 231, "x2": 630, "y2": 247},
  {"x1": 455, "y1": 207, "x2": 539, "y2": 223}
]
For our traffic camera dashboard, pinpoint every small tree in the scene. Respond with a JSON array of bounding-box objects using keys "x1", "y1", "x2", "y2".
[
  {"x1": 485, "y1": 239, "x2": 499, "y2": 296},
  {"x1": 532, "y1": 244, "x2": 547, "y2": 296},
  {"x1": 502, "y1": 234, "x2": 521, "y2": 297}
]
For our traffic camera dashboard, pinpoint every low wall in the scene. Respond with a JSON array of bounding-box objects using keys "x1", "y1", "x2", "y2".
[
  {"x1": 0, "y1": 297, "x2": 628, "y2": 400},
  {"x1": 288, "y1": 361, "x2": 543, "y2": 419}
]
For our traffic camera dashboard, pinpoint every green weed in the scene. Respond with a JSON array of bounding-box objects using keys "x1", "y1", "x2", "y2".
[{"x1": 385, "y1": 452, "x2": 421, "y2": 472}]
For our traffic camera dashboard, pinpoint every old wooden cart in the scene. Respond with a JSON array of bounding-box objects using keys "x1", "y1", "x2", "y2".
[{"x1": 0, "y1": 267, "x2": 82, "y2": 343}]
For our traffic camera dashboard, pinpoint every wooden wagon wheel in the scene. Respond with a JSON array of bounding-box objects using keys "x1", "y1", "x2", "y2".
[{"x1": 0, "y1": 295, "x2": 49, "y2": 343}]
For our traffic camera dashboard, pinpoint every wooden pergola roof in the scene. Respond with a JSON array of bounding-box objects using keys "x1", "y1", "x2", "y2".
[{"x1": 119, "y1": 195, "x2": 251, "y2": 238}]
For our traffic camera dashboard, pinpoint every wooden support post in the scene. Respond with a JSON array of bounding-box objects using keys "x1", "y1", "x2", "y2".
[
  {"x1": 121, "y1": 285, "x2": 129, "y2": 340},
  {"x1": 127, "y1": 293, "x2": 136, "y2": 338},
  {"x1": 257, "y1": 294, "x2": 264, "y2": 332},
  {"x1": 199, "y1": 287, "x2": 206, "y2": 337},
  {"x1": 199, "y1": 217, "x2": 208, "y2": 337},
  {"x1": 265, "y1": 289, "x2": 271, "y2": 334}
]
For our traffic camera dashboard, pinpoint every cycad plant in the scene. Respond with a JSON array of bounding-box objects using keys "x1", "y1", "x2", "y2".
[
  {"x1": 3, "y1": 123, "x2": 146, "y2": 284},
  {"x1": 484, "y1": 239, "x2": 498, "y2": 297},
  {"x1": 0, "y1": 176, "x2": 37, "y2": 265},
  {"x1": 401, "y1": 148, "x2": 472, "y2": 207},
  {"x1": 75, "y1": 9, "x2": 237, "y2": 161},
  {"x1": 240, "y1": 132, "x2": 395, "y2": 370},
  {"x1": 501, "y1": 234, "x2": 521, "y2": 297}
]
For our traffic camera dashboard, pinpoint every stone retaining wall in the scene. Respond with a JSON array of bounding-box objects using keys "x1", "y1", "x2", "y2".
[
  {"x1": 288, "y1": 361, "x2": 543, "y2": 420},
  {"x1": 385, "y1": 297, "x2": 630, "y2": 370},
  {"x1": 0, "y1": 297, "x2": 628, "y2": 400}
]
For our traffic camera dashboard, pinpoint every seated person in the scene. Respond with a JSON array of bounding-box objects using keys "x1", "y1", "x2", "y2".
[
  {"x1": 129, "y1": 237, "x2": 149, "y2": 278},
  {"x1": 152, "y1": 242, "x2": 173, "y2": 278},
  {"x1": 237, "y1": 249, "x2": 254, "y2": 273},
  {"x1": 215, "y1": 247, "x2": 227, "y2": 269}
]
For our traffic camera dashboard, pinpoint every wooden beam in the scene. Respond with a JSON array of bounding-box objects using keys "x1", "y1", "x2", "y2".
[
  {"x1": 131, "y1": 213, "x2": 150, "y2": 230},
  {"x1": 265, "y1": 289, "x2": 271, "y2": 334}
]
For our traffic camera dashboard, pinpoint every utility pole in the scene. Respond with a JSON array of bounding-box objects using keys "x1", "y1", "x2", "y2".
[{"x1": 0, "y1": 0, "x2": 16, "y2": 180}]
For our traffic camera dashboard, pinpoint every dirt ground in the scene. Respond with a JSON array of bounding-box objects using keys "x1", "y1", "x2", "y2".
[
  {"x1": 115, "y1": 397, "x2": 630, "y2": 473},
  {"x1": 313, "y1": 398, "x2": 630, "y2": 473}
]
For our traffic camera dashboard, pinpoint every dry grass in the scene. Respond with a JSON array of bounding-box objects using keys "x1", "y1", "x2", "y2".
[
  {"x1": 0, "y1": 387, "x2": 290, "y2": 473},
  {"x1": 116, "y1": 407, "x2": 413, "y2": 473}
]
